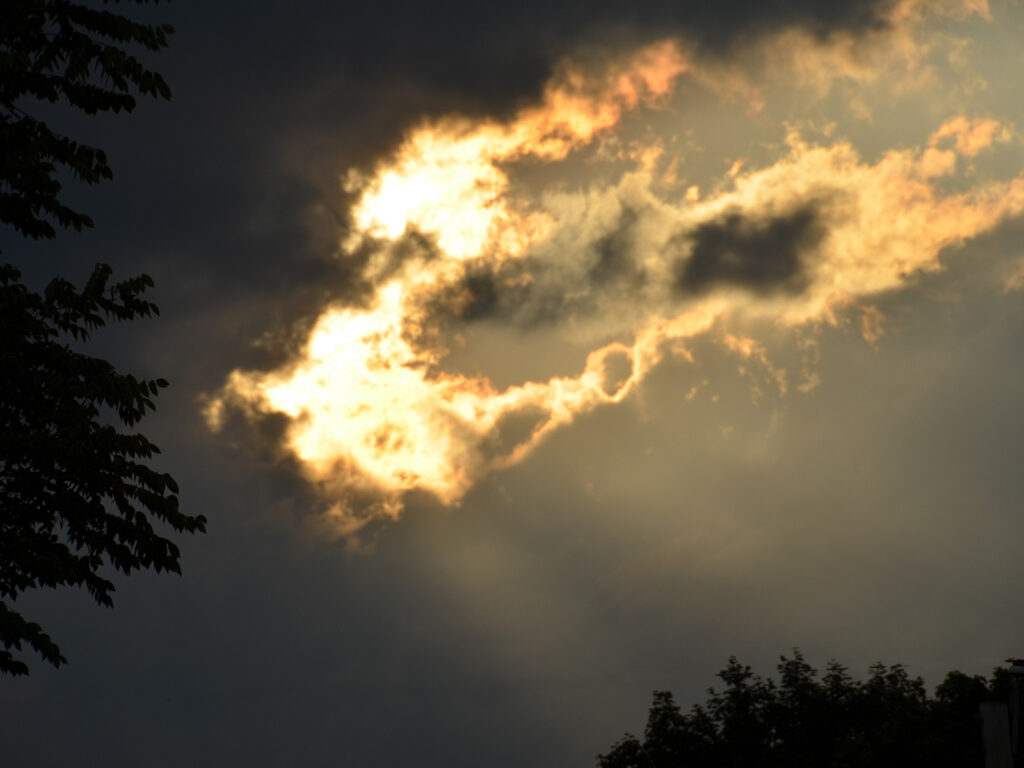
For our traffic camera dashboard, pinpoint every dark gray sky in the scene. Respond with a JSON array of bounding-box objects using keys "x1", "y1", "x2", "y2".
[{"x1": 4, "y1": 1, "x2": 1024, "y2": 766}]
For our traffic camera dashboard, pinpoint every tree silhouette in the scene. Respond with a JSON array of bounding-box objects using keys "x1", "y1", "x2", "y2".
[
  {"x1": 598, "y1": 651, "x2": 1007, "y2": 768},
  {"x1": 1, "y1": 0, "x2": 205, "y2": 675}
]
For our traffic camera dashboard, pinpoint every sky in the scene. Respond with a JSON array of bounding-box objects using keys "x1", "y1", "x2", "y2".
[{"x1": 4, "y1": 0, "x2": 1024, "y2": 765}]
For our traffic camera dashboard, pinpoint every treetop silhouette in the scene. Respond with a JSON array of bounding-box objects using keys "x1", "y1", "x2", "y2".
[
  {"x1": 598, "y1": 651, "x2": 1013, "y2": 768},
  {"x1": 0, "y1": 0, "x2": 205, "y2": 676}
]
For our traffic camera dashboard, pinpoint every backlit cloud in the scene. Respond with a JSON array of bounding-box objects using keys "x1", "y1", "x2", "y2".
[{"x1": 206, "y1": 2, "x2": 1024, "y2": 539}]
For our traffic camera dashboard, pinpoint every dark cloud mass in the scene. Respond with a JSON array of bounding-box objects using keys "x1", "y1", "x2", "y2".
[
  {"x1": 177, "y1": 0, "x2": 895, "y2": 176},
  {"x1": 589, "y1": 208, "x2": 646, "y2": 289},
  {"x1": 425, "y1": 203, "x2": 825, "y2": 337},
  {"x1": 449, "y1": 267, "x2": 503, "y2": 322},
  {"x1": 425, "y1": 259, "x2": 569, "y2": 328},
  {"x1": 420, "y1": 210, "x2": 651, "y2": 330},
  {"x1": 335, "y1": 0, "x2": 889, "y2": 111},
  {"x1": 676, "y1": 206, "x2": 824, "y2": 296}
]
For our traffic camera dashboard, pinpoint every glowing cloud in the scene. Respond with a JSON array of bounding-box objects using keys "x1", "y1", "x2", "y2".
[
  {"x1": 929, "y1": 115, "x2": 1009, "y2": 157},
  {"x1": 348, "y1": 41, "x2": 689, "y2": 264},
  {"x1": 207, "y1": 5, "x2": 1024, "y2": 538}
]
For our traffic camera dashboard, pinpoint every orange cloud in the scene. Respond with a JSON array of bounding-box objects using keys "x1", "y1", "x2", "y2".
[
  {"x1": 708, "y1": 0, "x2": 994, "y2": 113},
  {"x1": 929, "y1": 115, "x2": 1009, "y2": 157},
  {"x1": 209, "y1": 111, "x2": 1024, "y2": 538},
  {"x1": 348, "y1": 41, "x2": 688, "y2": 263},
  {"x1": 207, "y1": 6, "x2": 1024, "y2": 540},
  {"x1": 859, "y1": 305, "x2": 887, "y2": 346}
]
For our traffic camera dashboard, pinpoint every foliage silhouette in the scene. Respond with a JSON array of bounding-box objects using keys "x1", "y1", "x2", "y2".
[
  {"x1": 0, "y1": 0, "x2": 205, "y2": 675},
  {"x1": 1, "y1": 0, "x2": 173, "y2": 239},
  {"x1": 598, "y1": 651, "x2": 1010, "y2": 768}
]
